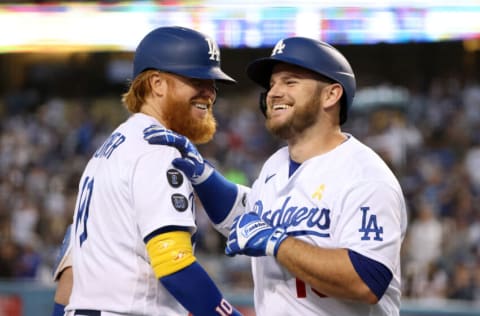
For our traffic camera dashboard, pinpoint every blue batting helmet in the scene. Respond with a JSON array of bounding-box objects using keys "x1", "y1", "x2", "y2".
[
  {"x1": 247, "y1": 37, "x2": 355, "y2": 124},
  {"x1": 133, "y1": 26, "x2": 236, "y2": 84}
]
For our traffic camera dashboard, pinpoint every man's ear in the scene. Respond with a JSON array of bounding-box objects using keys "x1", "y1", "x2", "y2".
[
  {"x1": 323, "y1": 83, "x2": 343, "y2": 110},
  {"x1": 149, "y1": 72, "x2": 167, "y2": 97}
]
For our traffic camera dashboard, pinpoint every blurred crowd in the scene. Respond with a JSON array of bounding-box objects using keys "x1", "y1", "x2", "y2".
[{"x1": 0, "y1": 65, "x2": 480, "y2": 303}]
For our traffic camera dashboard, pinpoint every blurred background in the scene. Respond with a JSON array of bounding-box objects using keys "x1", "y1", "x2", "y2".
[{"x1": 0, "y1": 0, "x2": 480, "y2": 315}]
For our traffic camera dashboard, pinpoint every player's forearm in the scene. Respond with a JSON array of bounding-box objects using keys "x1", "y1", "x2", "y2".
[
  {"x1": 276, "y1": 237, "x2": 378, "y2": 304},
  {"x1": 51, "y1": 267, "x2": 73, "y2": 316},
  {"x1": 160, "y1": 262, "x2": 241, "y2": 315},
  {"x1": 194, "y1": 171, "x2": 251, "y2": 237},
  {"x1": 194, "y1": 170, "x2": 238, "y2": 223},
  {"x1": 54, "y1": 267, "x2": 73, "y2": 304}
]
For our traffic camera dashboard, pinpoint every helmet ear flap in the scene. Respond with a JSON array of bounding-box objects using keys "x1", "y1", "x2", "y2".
[{"x1": 259, "y1": 91, "x2": 268, "y2": 117}]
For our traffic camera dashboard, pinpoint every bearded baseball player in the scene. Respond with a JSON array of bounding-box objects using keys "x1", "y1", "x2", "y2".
[
  {"x1": 144, "y1": 36, "x2": 408, "y2": 315},
  {"x1": 51, "y1": 26, "x2": 243, "y2": 316}
]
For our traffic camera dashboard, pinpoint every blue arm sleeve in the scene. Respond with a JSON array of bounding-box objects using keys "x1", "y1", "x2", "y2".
[
  {"x1": 51, "y1": 303, "x2": 65, "y2": 316},
  {"x1": 348, "y1": 250, "x2": 393, "y2": 300},
  {"x1": 194, "y1": 170, "x2": 238, "y2": 224},
  {"x1": 160, "y1": 262, "x2": 240, "y2": 316}
]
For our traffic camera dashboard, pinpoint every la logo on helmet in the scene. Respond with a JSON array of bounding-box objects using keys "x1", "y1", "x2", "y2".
[
  {"x1": 271, "y1": 40, "x2": 285, "y2": 56},
  {"x1": 205, "y1": 37, "x2": 220, "y2": 61}
]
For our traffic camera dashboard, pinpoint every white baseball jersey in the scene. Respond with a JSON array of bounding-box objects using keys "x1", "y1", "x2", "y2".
[
  {"x1": 67, "y1": 113, "x2": 196, "y2": 316},
  {"x1": 220, "y1": 134, "x2": 407, "y2": 316}
]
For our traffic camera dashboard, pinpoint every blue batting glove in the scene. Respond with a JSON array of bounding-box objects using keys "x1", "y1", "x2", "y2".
[
  {"x1": 143, "y1": 125, "x2": 214, "y2": 185},
  {"x1": 225, "y1": 212, "x2": 288, "y2": 257}
]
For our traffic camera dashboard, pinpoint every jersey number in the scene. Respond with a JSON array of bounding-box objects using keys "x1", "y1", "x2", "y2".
[
  {"x1": 296, "y1": 278, "x2": 327, "y2": 298},
  {"x1": 75, "y1": 176, "x2": 94, "y2": 247},
  {"x1": 215, "y1": 298, "x2": 233, "y2": 316}
]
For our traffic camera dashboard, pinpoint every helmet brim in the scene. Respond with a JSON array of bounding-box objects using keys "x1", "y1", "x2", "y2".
[
  {"x1": 246, "y1": 57, "x2": 279, "y2": 89},
  {"x1": 247, "y1": 55, "x2": 314, "y2": 89},
  {"x1": 171, "y1": 65, "x2": 237, "y2": 85}
]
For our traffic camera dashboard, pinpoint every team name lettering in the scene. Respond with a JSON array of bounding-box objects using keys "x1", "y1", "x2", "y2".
[
  {"x1": 94, "y1": 132, "x2": 126, "y2": 159},
  {"x1": 255, "y1": 196, "x2": 330, "y2": 236},
  {"x1": 358, "y1": 206, "x2": 384, "y2": 241}
]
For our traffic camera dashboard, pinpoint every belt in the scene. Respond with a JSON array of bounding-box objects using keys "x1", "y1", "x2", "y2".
[{"x1": 74, "y1": 310, "x2": 101, "y2": 316}]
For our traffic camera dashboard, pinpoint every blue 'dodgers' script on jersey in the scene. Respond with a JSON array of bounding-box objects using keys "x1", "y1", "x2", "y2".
[{"x1": 254, "y1": 196, "x2": 331, "y2": 238}]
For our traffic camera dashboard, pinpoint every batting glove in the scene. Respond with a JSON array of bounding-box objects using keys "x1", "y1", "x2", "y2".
[
  {"x1": 143, "y1": 125, "x2": 214, "y2": 185},
  {"x1": 225, "y1": 212, "x2": 288, "y2": 257}
]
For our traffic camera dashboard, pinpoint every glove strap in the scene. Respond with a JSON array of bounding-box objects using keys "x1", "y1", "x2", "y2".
[
  {"x1": 266, "y1": 227, "x2": 288, "y2": 257},
  {"x1": 191, "y1": 162, "x2": 214, "y2": 185}
]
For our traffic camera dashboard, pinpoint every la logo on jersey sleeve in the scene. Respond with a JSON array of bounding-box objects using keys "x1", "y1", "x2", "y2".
[{"x1": 358, "y1": 206, "x2": 384, "y2": 241}]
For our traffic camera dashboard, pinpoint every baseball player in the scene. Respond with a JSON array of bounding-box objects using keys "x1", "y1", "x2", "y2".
[
  {"x1": 144, "y1": 36, "x2": 408, "y2": 315},
  {"x1": 51, "y1": 26, "x2": 243, "y2": 316}
]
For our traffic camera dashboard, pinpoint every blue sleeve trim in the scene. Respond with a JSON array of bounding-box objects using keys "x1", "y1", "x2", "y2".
[
  {"x1": 194, "y1": 170, "x2": 237, "y2": 224},
  {"x1": 51, "y1": 302, "x2": 65, "y2": 316},
  {"x1": 160, "y1": 262, "x2": 224, "y2": 315},
  {"x1": 143, "y1": 226, "x2": 190, "y2": 243},
  {"x1": 348, "y1": 249, "x2": 392, "y2": 300}
]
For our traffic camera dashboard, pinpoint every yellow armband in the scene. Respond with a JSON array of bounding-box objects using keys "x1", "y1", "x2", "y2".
[{"x1": 146, "y1": 231, "x2": 196, "y2": 278}]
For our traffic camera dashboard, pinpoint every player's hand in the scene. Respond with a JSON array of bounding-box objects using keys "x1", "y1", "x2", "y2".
[
  {"x1": 143, "y1": 125, "x2": 213, "y2": 185},
  {"x1": 225, "y1": 212, "x2": 288, "y2": 257}
]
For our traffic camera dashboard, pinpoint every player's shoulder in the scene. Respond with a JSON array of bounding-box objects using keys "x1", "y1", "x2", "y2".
[
  {"x1": 115, "y1": 113, "x2": 181, "y2": 157},
  {"x1": 116, "y1": 112, "x2": 155, "y2": 142},
  {"x1": 263, "y1": 146, "x2": 289, "y2": 167},
  {"x1": 348, "y1": 136, "x2": 380, "y2": 158},
  {"x1": 256, "y1": 146, "x2": 288, "y2": 176},
  {"x1": 342, "y1": 135, "x2": 399, "y2": 182}
]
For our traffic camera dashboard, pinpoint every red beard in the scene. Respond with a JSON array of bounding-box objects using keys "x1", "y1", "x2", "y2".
[{"x1": 163, "y1": 91, "x2": 217, "y2": 144}]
